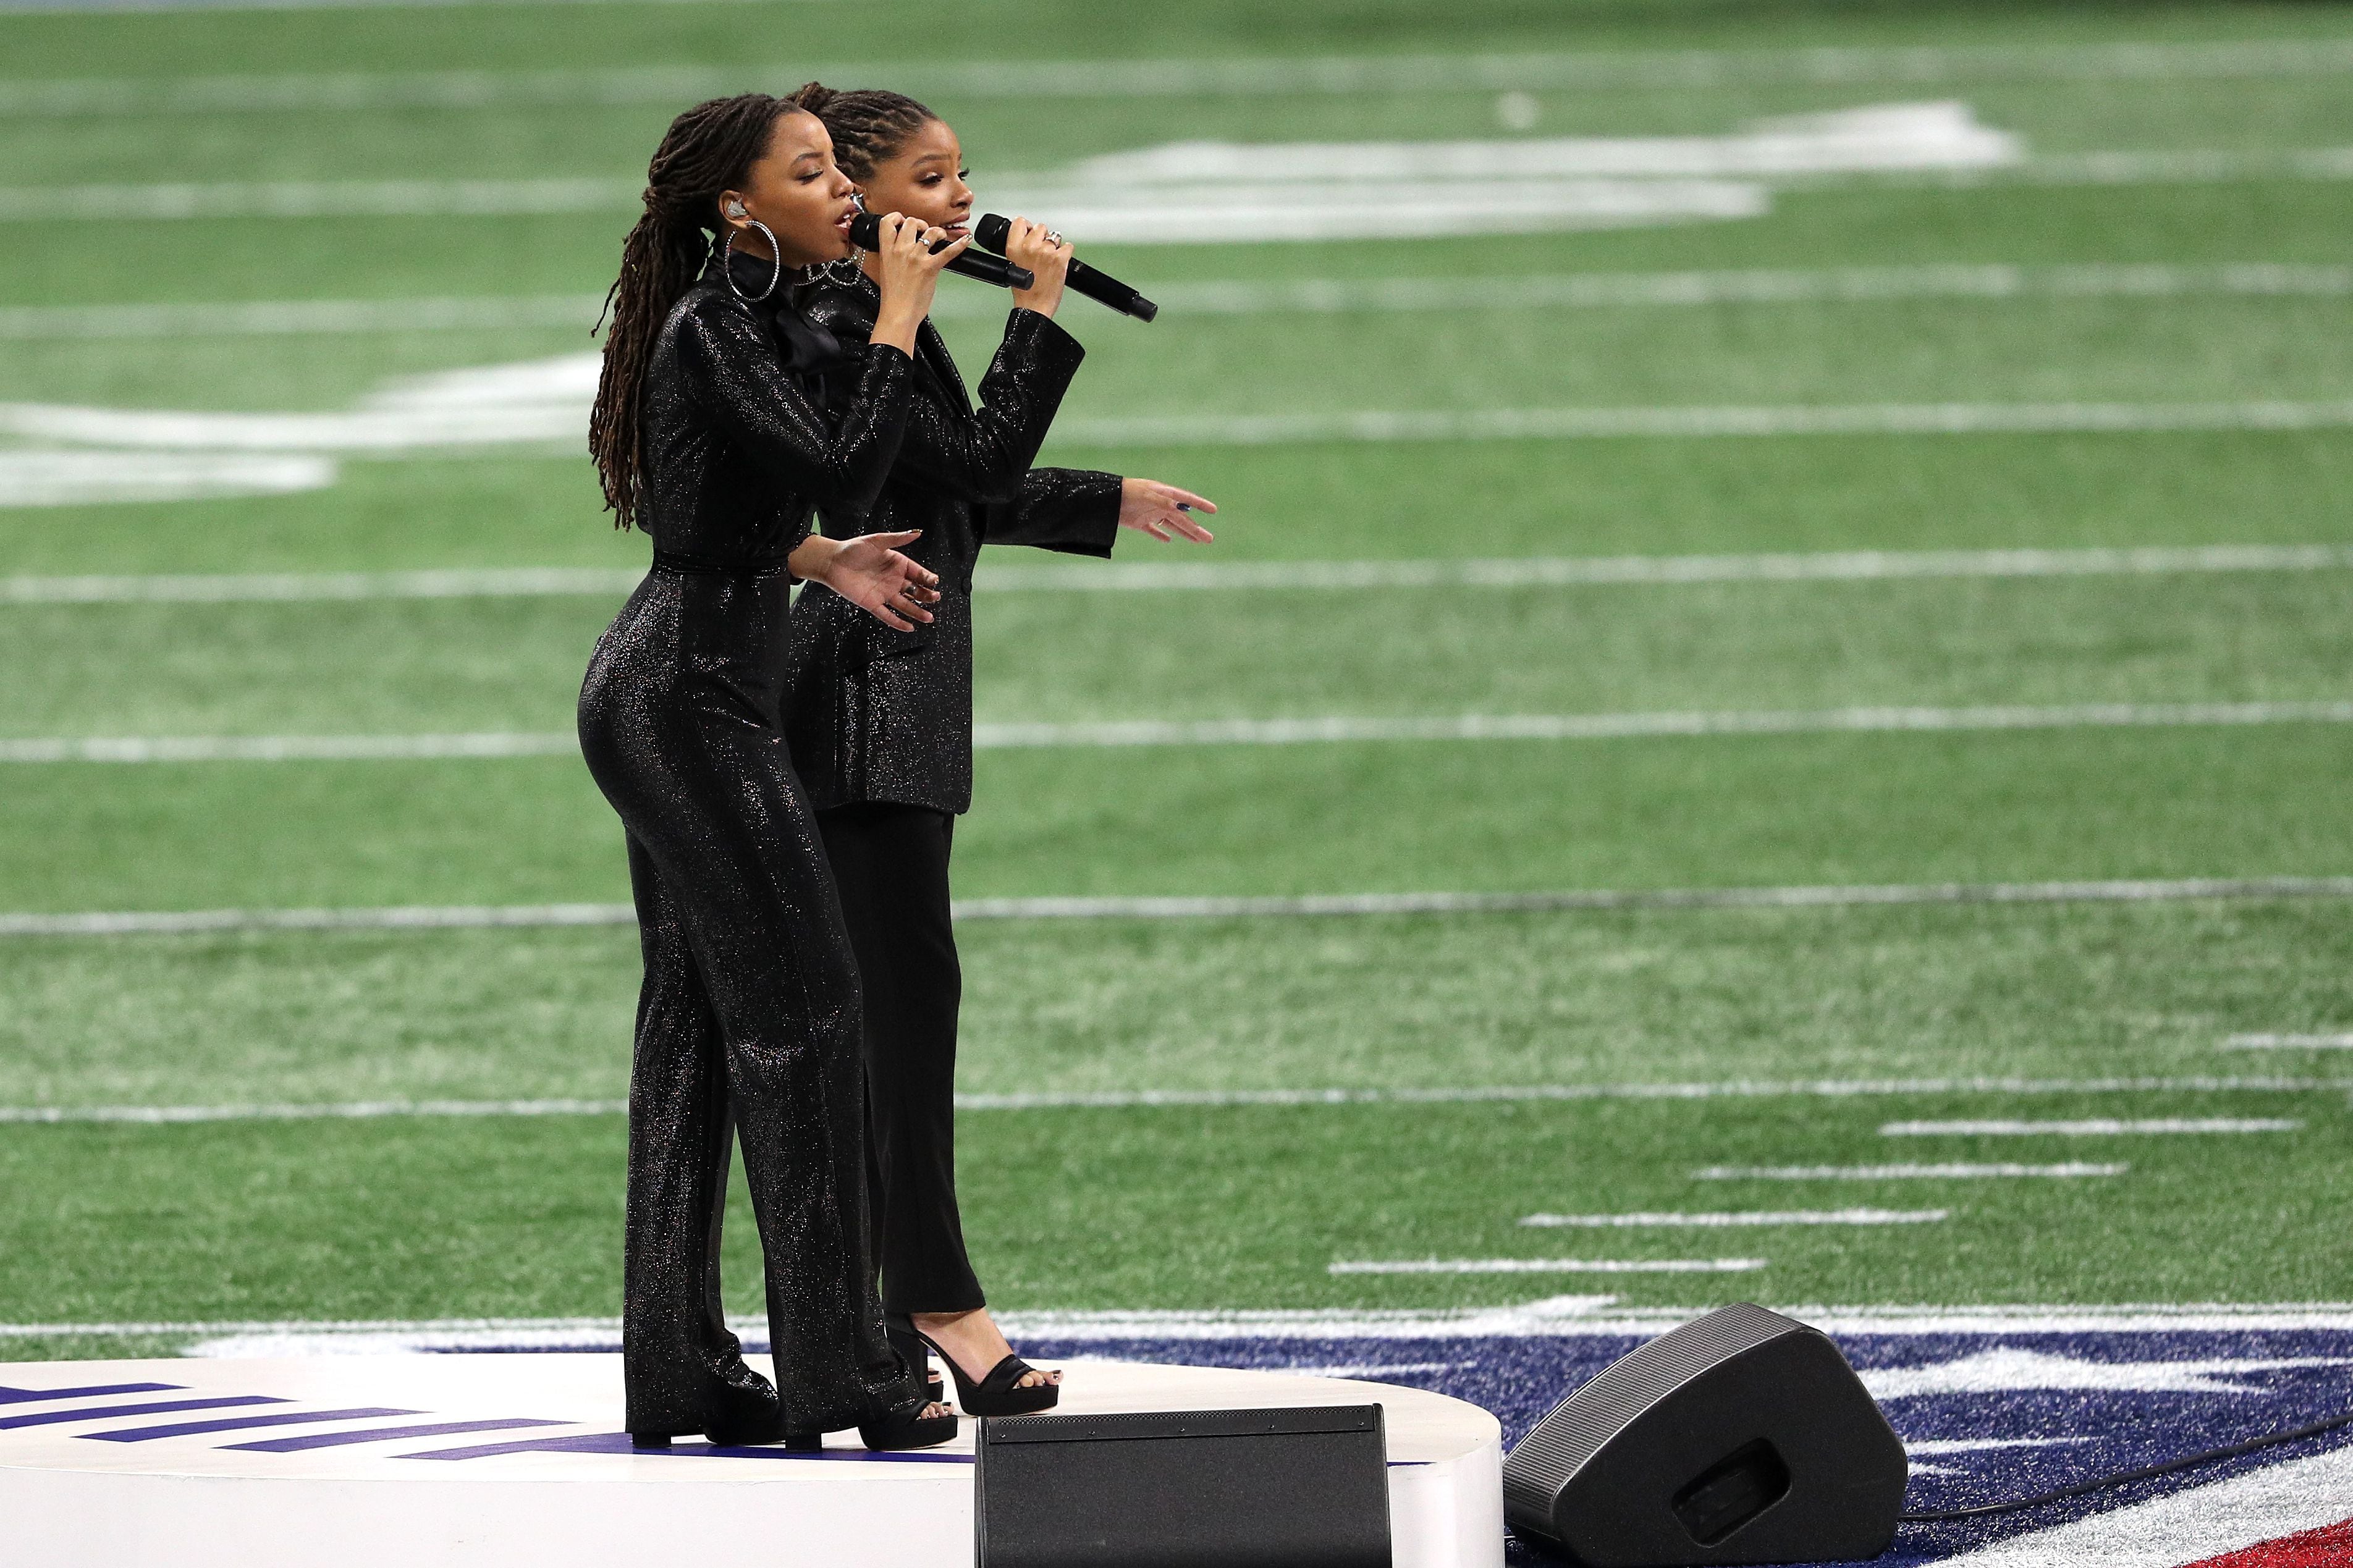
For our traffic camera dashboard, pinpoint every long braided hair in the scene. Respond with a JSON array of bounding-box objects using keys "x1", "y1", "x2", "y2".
[
  {"x1": 590, "y1": 93, "x2": 790, "y2": 531},
  {"x1": 787, "y1": 82, "x2": 937, "y2": 183}
]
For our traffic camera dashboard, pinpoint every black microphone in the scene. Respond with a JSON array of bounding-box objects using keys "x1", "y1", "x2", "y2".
[
  {"x1": 848, "y1": 213, "x2": 1033, "y2": 291},
  {"x1": 976, "y1": 214, "x2": 1159, "y2": 322}
]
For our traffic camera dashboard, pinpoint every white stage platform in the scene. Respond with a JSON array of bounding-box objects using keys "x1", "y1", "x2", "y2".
[{"x1": 0, "y1": 1353, "x2": 1503, "y2": 1567}]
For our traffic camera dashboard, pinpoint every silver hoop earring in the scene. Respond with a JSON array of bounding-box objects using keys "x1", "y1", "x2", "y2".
[{"x1": 723, "y1": 221, "x2": 783, "y2": 303}]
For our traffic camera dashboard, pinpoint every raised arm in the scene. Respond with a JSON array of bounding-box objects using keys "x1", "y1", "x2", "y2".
[{"x1": 674, "y1": 298, "x2": 915, "y2": 520}]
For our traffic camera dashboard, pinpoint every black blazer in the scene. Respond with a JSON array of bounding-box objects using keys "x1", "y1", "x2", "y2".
[{"x1": 782, "y1": 276, "x2": 1121, "y2": 815}]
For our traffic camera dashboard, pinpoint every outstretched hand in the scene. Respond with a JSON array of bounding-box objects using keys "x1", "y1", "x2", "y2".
[
  {"x1": 1117, "y1": 478, "x2": 1216, "y2": 543},
  {"x1": 803, "y1": 530, "x2": 941, "y2": 632}
]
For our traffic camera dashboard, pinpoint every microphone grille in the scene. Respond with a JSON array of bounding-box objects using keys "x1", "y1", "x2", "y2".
[
  {"x1": 847, "y1": 211, "x2": 883, "y2": 249},
  {"x1": 974, "y1": 213, "x2": 1012, "y2": 252}
]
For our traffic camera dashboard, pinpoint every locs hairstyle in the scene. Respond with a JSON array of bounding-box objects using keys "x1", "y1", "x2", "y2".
[
  {"x1": 590, "y1": 93, "x2": 789, "y2": 531},
  {"x1": 787, "y1": 82, "x2": 938, "y2": 183}
]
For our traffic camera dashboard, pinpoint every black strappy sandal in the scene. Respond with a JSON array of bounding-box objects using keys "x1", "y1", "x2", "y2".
[{"x1": 907, "y1": 1320, "x2": 1060, "y2": 1417}]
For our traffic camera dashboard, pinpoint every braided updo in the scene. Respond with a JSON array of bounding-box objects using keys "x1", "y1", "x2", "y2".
[
  {"x1": 787, "y1": 82, "x2": 939, "y2": 183},
  {"x1": 590, "y1": 93, "x2": 792, "y2": 531}
]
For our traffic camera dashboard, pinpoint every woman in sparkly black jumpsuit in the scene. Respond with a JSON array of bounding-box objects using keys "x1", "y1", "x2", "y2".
[
  {"x1": 780, "y1": 86, "x2": 1216, "y2": 1415},
  {"x1": 577, "y1": 93, "x2": 968, "y2": 1450}
]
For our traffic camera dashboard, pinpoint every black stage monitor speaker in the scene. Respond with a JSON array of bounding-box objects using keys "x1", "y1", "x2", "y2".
[
  {"x1": 1503, "y1": 1304, "x2": 1906, "y2": 1567},
  {"x1": 975, "y1": 1404, "x2": 1392, "y2": 1568}
]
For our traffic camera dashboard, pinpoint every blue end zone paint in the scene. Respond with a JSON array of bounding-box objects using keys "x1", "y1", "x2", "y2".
[
  {"x1": 0, "y1": 1394, "x2": 284, "y2": 1430},
  {"x1": 227, "y1": 1417, "x2": 570, "y2": 1452},
  {"x1": 994, "y1": 1327, "x2": 2353, "y2": 1564},
  {"x1": 85, "y1": 1406, "x2": 417, "y2": 1441},
  {"x1": 0, "y1": 1381, "x2": 181, "y2": 1404}
]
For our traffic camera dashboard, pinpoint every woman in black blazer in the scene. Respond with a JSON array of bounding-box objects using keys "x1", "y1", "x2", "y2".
[
  {"x1": 578, "y1": 92, "x2": 969, "y2": 1451},
  {"x1": 780, "y1": 83, "x2": 1214, "y2": 1416}
]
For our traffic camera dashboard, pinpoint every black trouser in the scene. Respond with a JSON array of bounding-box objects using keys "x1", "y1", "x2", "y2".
[
  {"x1": 817, "y1": 802, "x2": 986, "y2": 1315},
  {"x1": 578, "y1": 566, "x2": 915, "y2": 1436}
]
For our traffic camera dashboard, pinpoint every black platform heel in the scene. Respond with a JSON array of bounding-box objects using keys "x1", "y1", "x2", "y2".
[
  {"x1": 783, "y1": 1395, "x2": 958, "y2": 1452},
  {"x1": 911, "y1": 1324, "x2": 1060, "y2": 1417},
  {"x1": 884, "y1": 1313, "x2": 945, "y2": 1406}
]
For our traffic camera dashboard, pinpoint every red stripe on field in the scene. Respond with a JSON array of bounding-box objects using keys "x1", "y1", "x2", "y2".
[{"x1": 2184, "y1": 1517, "x2": 2353, "y2": 1567}]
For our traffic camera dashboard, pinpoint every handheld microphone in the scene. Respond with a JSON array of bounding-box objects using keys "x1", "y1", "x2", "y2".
[
  {"x1": 848, "y1": 213, "x2": 1033, "y2": 291},
  {"x1": 976, "y1": 214, "x2": 1159, "y2": 322}
]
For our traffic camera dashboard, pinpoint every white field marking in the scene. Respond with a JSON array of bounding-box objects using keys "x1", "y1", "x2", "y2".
[
  {"x1": 1906, "y1": 1436, "x2": 2093, "y2": 1457},
  {"x1": 11, "y1": 879, "x2": 2353, "y2": 939},
  {"x1": 1934, "y1": 1441, "x2": 2353, "y2": 1567},
  {"x1": 0, "y1": 178, "x2": 641, "y2": 222},
  {"x1": 1879, "y1": 1116, "x2": 2303, "y2": 1136},
  {"x1": 0, "y1": 449, "x2": 335, "y2": 506},
  {"x1": 1, "y1": 567, "x2": 644, "y2": 603},
  {"x1": 0, "y1": 104, "x2": 2010, "y2": 237},
  {"x1": 0, "y1": 903, "x2": 638, "y2": 937},
  {"x1": 1329, "y1": 1258, "x2": 1767, "y2": 1275},
  {"x1": 0, "y1": 294, "x2": 608, "y2": 339},
  {"x1": 1519, "y1": 1208, "x2": 1947, "y2": 1227},
  {"x1": 11, "y1": 264, "x2": 2351, "y2": 342},
  {"x1": 1137, "y1": 261, "x2": 2353, "y2": 316},
  {"x1": 20, "y1": 144, "x2": 2353, "y2": 235},
  {"x1": 2226, "y1": 1032, "x2": 2353, "y2": 1050},
  {"x1": 967, "y1": 702, "x2": 2353, "y2": 748},
  {"x1": 1, "y1": 0, "x2": 790, "y2": 14},
  {"x1": 1695, "y1": 1163, "x2": 2130, "y2": 1179},
  {"x1": 17, "y1": 1299, "x2": 2353, "y2": 1352},
  {"x1": 7, "y1": 1079, "x2": 2345, "y2": 1127},
  {"x1": 0, "y1": 1099, "x2": 624, "y2": 1124},
  {"x1": 9, "y1": 41, "x2": 2353, "y2": 119},
  {"x1": 12, "y1": 542, "x2": 2352, "y2": 607},
  {"x1": 981, "y1": 542, "x2": 2353, "y2": 590},
  {"x1": 11, "y1": 701, "x2": 2350, "y2": 764},
  {"x1": 0, "y1": 733, "x2": 578, "y2": 762},
  {"x1": 1049, "y1": 398, "x2": 2353, "y2": 448},
  {"x1": 1863, "y1": 1348, "x2": 2353, "y2": 1400},
  {"x1": 0, "y1": 174, "x2": 1763, "y2": 233}
]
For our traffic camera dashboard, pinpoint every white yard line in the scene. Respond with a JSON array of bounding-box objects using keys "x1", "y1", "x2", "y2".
[
  {"x1": 2226, "y1": 1032, "x2": 2353, "y2": 1050},
  {"x1": 7, "y1": 265, "x2": 2347, "y2": 340},
  {"x1": 7, "y1": 700, "x2": 2350, "y2": 763},
  {"x1": 966, "y1": 703, "x2": 2353, "y2": 748},
  {"x1": 8, "y1": 879, "x2": 2353, "y2": 938},
  {"x1": 1880, "y1": 1118, "x2": 2302, "y2": 1136},
  {"x1": 1696, "y1": 1163, "x2": 2131, "y2": 1179},
  {"x1": 1519, "y1": 1209, "x2": 1948, "y2": 1227},
  {"x1": 1329, "y1": 1258, "x2": 1767, "y2": 1275},
  {"x1": 7, "y1": 1080, "x2": 2341, "y2": 1126},
  {"x1": 0, "y1": 733, "x2": 579, "y2": 762},
  {"x1": 1, "y1": 567, "x2": 643, "y2": 602},
  {"x1": 983, "y1": 542, "x2": 2353, "y2": 589},
  {"x1": 15, "y1": 1300, "x2": 2353, "y2": 1350},
  {"x1": 6, "y1": 41, "x2": 2353, "y2": 117},
  {"x1": 6, "y1": 152, "x2": 2350, "y2": 224},
  {"x1": 0, "y1": 294, "x2": 609, "y2": 339},
  {"x1": 10, "y1": 542, "x2": 2352, "y2": 605},
  {"x1": 8, "y1": 542, "x2": 2349, "y2": 606},
  {"x1": 1049, "y1": 398, "x2": 2353, "y2": 448}
]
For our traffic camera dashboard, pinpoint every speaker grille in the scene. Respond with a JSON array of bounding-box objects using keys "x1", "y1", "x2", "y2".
[{"x1": 1505, "y1": 1304, "x2": 1797, "y2": 1512}]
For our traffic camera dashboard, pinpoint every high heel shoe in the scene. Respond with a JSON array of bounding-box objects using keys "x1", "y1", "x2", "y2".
[
  {"x1": 907, "y1": 1320, "x2": 1060, "y2": 1417},
  {"x1": 782, "y1": 1394, "x2": 958, "y2": 1452}
]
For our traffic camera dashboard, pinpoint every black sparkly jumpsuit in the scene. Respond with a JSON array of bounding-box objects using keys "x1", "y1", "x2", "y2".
[
  {"x1": 781, "y1": 277, "x2": 1117, "y2": 1316},
  {"x1": 577, "y1": 253, "x2": 923, "y2": 1439}
]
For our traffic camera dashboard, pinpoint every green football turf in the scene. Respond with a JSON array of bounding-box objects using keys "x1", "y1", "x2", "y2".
[{"x1": 2, "y1": 0, "x2": 2351, "y2": 1362}]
